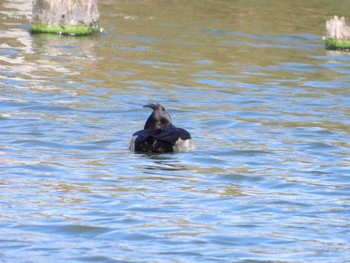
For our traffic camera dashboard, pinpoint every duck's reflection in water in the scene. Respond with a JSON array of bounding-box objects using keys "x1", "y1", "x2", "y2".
[{"x1": 133, "y1": 153, "x2": 191, "y2": 174}]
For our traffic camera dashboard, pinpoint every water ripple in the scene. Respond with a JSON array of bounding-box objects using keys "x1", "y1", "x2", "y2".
[{"x1": 1, "y1": 1, "x2": 350, "y2": 262}]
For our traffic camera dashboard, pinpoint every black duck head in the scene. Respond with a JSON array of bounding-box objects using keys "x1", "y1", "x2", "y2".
[{"x1": 143, "y1": 103, "x2": 172, "y2": 130}]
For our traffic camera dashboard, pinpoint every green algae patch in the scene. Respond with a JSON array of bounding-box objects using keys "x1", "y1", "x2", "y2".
[
  {"x1": 31, "y1": 22, "x2": 99, "y2": 36},
  {"x1": 324, "y1": 38, "x2": 350, "y2": 50}
]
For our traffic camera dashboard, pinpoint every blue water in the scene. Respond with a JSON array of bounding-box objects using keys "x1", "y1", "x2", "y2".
[{"x1": 1, "y1": 1, "x2": 350, "y2": 262}]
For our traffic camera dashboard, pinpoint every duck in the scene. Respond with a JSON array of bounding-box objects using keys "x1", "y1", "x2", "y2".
[{"x1": 128, "y1": 103, "x2": 194, "y2": 153}]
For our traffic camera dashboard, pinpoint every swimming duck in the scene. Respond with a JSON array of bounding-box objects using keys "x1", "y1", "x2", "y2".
[{"x1": 128, "y1": 104, "x2": 194, "y2": 153}]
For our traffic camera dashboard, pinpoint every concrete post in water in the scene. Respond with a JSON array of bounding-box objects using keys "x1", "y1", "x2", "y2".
[
  {"x1": 324, "y1": 16, "x2": 350, "y2": 50},
  {"x1": 31, "y1": 0, "x2": 100, "y2": 36}
]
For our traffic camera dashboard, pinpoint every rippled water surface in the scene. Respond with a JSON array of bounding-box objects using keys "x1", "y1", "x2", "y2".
[{"x1": 1, "y1": 0, "x2": 350, "y2": 262}]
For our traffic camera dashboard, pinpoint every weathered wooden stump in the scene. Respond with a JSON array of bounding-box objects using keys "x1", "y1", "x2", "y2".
[
  {"x1": 31, "y1": 0, "x2": 100, "y2": 36},
  {"x1": 324, "y1": 16, "x2": 350, "y2": 50}
]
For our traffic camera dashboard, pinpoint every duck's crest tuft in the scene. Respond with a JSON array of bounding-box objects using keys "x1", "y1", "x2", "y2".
[{"x1": 143, "y1": 103, "x2": 162, "y2": 111}]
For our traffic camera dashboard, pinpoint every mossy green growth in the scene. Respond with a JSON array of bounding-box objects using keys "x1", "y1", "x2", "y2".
[
  {"x1": 31, "y1": 22, "x2": 99, "y2": 36},
  {"x1": 324, "y1": 38, "x2": 350, "y2": 50}
]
